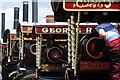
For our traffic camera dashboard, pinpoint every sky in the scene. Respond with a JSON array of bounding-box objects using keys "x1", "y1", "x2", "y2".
[
  {"x1": 0, "y1": 0, "x2": 54, "y2": 38},
  {"x1": 0, "y1": 0, "x2": 120, "y2": 39}
]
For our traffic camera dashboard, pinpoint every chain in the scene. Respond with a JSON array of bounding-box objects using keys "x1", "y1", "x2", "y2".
[
  {"x1": 6, "y1": 38, "x2": 9, "y2": 56},
  {"x1": 7, "y1": 38, "x2": 11, "y2": 62},
  {"x1": 70, "y1": 15, "x2": 76, "y2": 71},
  {"x1": 19, "y1": 32, "x2": 24, "y2": 60},
  {"x1": 9, "y1": 38, "x2": 12, "y2": 56},
  {"x1": 8, "y1": 38, "x2": 12, "y2": 62},
  {"x1": 36, "y1": 34, "x2": 42, "y2": 69},
  {"x1": 21, "y1": 32, "x2": 24, "y2": 60},
  {"x1": 19, "y1": 32, "x2": 21, "y2": 60},
  {"x1": 67, "y1": 19, "x2": 72, "y2": 64},
  {"x1": 36, "y1": 34, "x2": 42, "y2": 78},
  {"x1": 74, "y1": 12, "x2": 81, "y2": 76},
  {"x1": 36, "y1": 36, "x2": 40, "y2": 68}
]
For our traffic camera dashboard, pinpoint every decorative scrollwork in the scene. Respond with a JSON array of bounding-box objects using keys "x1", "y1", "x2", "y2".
[
  {"x1": 36, "y1": 34, "x2": 42, "y2": 69},
  {"x1": 19, "y1": 32, "x2": 24, "y2": 60}
]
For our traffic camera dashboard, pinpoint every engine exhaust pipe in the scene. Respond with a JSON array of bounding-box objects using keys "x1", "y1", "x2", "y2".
[
  {"x1": 32, "y1": 0, "x2": 38, "y2": 23},
  {"x1": 23, "y1": 0, "x2": 28, "y2": 22},
  {"x1": 13, "y1": 7, "x2": 19, "y2": 29},
  {"x1": 1, "y1": 13, "x2": 5, "y2": 38}
]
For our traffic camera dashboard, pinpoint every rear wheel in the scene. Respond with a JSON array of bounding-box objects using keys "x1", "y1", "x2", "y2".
[
  {"x1": 9, "y1": 70, "x2": 18, "y2": 80},
  {"x1": 22, "y1": 74, "x2": 37, "y2": 80}
]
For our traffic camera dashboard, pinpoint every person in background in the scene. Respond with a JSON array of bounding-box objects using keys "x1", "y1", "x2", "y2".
[{"x1": 95, "y1": 12, "x2": 120, "y2": 80}]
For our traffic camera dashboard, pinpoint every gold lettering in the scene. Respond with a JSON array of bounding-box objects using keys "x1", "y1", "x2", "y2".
[
  {"x1": 56, "y1": 28, "x2": 62, "y2": 33},
  {"x1": 97, "y1": 2, "x2": 103, "y2": 8},
  {"x1": 104, "y1": 0, "x2": 112, "y2": 8},
  {"x1": 91, "y1": 3, "x2": 97, "y2": 8},
  {"x1": 63, "y1": 28, "x2": 68, "y2": 33},
  {"x1": 42, "y1": 28, "x2": 48, "y2": 33},
  {"x1": 86, "y1": 27, "x2": 92, "y2": 34},
  {"x1": 73, "y1": 0, "x2": 90, "y2": 8},
  {"x1": 73, "y1": 0, "x2": 112, "y2": 8},
  {"x1": 50, "y1": 28, "x2": 55, "y2": 33}
]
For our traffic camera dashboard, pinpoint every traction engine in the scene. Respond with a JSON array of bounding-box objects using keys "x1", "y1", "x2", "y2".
[{"x1": 1, "y1": 0, "x2": 120, "y2": 80}]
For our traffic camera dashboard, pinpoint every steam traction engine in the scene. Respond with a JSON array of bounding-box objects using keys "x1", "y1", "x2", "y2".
[
  {"x1": 2, "y1": 29, "x2": 19, "y2": 80},
  {"x1": 50, "y1": 0, "x2": 120, "y2": 80},
  {"x1": 1, "y1": 0, "x2": 120, "y2": 80},
  {"x1": 35, "y1": 23, "x2": 110, "y2": 80},
  {"x1": 13, "y1": 23, "x2": 36, "y2": 80}
]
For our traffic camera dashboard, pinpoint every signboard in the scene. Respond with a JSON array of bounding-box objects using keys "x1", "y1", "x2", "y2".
[
  {"x1": 36, "y1": 27, "x2": 68, "y2": 34},
  {"x1": 35, "y1": 23, "x2": 97, "y2": 34},
  {"x1": 80, "y1": 61, "x2": 109, "y2": 71},
  {"x1": 35, "y1": 23, "x2": 119, "y2": 34},
  {"x1": 63, "y1": 0, "x2": 120, "y2": 11}
]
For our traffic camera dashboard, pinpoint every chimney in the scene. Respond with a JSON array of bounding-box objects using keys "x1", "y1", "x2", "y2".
[
  {"x1": 13, "y1": 7, "x2": 19, "y2": 29},
  {"x1": 32, "y1": 0, "x2": 38, "y2": 23},
  {"x1": 1, "y1": 13, "x2": 5, "y2": 38},
  {"x1": 23, "y1": 0, "x2": 28, "y2": 22},
  {"x1": 45, "y1": 15, "x2": 54, "y2": 23}
]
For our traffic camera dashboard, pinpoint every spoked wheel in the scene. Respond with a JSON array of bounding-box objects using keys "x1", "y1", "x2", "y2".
[
  {"x1": 65, "y1": 68, "x2": 70, "y2": 80},
  {"x1": 22, "y1": 74, "x2": 61, "y2": 80},
  {"x1": 21, "y1": 74, "x2": 37, "y2": 80},
  {"x1": 14, "y1": 73, "x2": 25, "y2": 80},
  {"x1": 64, "y1": 68, "x2": 79, "y2": 80},
  {"x1": 14, "y1": 73, "x2": 37, "y2": 80},
  {"x1": 9, "y1": 70, "x2": 18, "y2": 80}
]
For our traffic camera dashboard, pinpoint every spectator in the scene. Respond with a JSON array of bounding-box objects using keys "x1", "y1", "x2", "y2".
[{"x1": 95, "y1": 12, "x2": 120, "y2": 80}]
